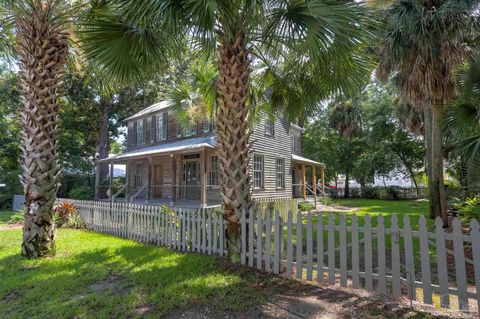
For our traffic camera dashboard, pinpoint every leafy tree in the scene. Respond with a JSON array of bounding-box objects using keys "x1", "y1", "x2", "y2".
[{"x1": 376, "y1": 0, "x2": 477, "y2": 223}]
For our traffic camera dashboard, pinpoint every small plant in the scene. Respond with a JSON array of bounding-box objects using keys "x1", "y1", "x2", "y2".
[
  {"x1": 68, "y1": 185, "x2": 94, "y2": 200},
  {"x1": 452, "y1": 196, "x2": 480, "y2": 223},
  {"x1": 298, "y1": 201, "x2": 314, "y2": 212},
  {"x1": 54, "y1": 202, "x2": 85, "y2": 228},
  {"x1": 8, "y1": 211, "x2": 24, "y2": 224}
]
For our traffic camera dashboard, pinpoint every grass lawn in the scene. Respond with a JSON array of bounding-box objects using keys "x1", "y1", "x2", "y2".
[{"x1": 0, "y1": 226, "x2": 276, "y2": 318}]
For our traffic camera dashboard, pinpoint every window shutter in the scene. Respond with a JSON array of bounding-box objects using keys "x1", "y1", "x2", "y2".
[
  {"x1": 143, "y1": 118, "x2": 147, "y2": 144},
  {"x1": 163, "y1": 112, "x2": 168, "y2": 140},
  {"x1": 133, "y1": 121, "x2": 137, "y2": 146},
  {"x1": 152, "y1": 115, "x2": 157, "y2": 142}
]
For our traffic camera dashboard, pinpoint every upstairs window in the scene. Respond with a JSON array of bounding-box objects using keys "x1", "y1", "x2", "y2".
[
  {"x1": 136, "y1": 119, "x2": 146, "y2": 145},
  {"x1": 276, "y1": 157, "x2": 285, "y2": 189},
  {"x1": 209, "y1": 155, "x2": 219, "y2": 187},
  {"x1": 265, "y1": 119, "x2": 275, "y2": 136},
  {"x1": 155, "y1": 112, "x2": 168, "y2": 141},
  {"x1": 293, "y1": 132, "x2": 301, "y2": 152},
  {"x1": 253, "y1": 154, "x2": 264, "y2": 189},
  {"x1": 177, "y1": 121, "x2": 197, "y2": 137}
]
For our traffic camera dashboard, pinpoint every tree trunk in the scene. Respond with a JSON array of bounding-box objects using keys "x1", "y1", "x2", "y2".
[
  {"x1": 17, "y1": 1, "x2": 68, "y2": 258},
  {"x1": 431, "y1": 104, "x2": 448, "y2": 225},
  {"x1": 423, "y1": 107, "x2": 435, "y2": 219},
  {"x1": 344, "y1": 169, "x2": 350, "y2": 198},
  {"x1": 96, "y1": 97, "x2": 112, "y2": 199},
  {"x1": 216, "y1": 36, "x2": 252, "y2": 261}
]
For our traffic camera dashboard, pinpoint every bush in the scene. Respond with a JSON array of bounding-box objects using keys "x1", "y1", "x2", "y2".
[
  {"x1": 362, "y1": 186, "x2": 379, "y2": 199},
  {"x1": 63, "y1": 213, "x2": 85, "y2": 229},
  {"x1": 298, "y1": 201, "x2": 314, "y2": 212},
  {"x1": 452, "y1": 196, "x2": 480, "y2": 223},
  {"x1": 68, "y1": 185, "x2": 94, "y2": 200},
  {"x1": 54, "y1": 201, "x2": 77, "y2": 227},
  {"x1": 8, "y1": 211, "x2": 24, "y2": 224},
  {"x1": 386, "y1": 186, "x2": 400, "y2": 200}
]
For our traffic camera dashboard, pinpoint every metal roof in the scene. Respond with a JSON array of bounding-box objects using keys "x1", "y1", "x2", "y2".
[
  {"x1": 97, "y1": 136, "x2": 216, "y2": 163},
  {"x1": 291, "y1": 154, "x2": 325, "y2": 167},
  {"x1": 125, "y1": 100, "x2": 173, "y2": 121}
]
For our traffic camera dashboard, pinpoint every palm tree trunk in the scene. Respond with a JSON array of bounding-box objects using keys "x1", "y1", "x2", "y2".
[
  {"x1": 96, "y1": 97, "x2": 111, "y2": 199},
  {"x1": 216, "y1": 36, "x2": 252, "y2": 261},
  {"x1": 431, "y1": 104, "x2": 448, "y2": 225},
  {"x1": 17, "y1": 1, "x2": 68, "y2": 258},
  {"x1": 423, "y1": 107, "x2": 435, "y2": 219}
]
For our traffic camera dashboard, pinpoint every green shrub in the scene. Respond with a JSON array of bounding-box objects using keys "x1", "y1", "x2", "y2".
[
  {"x1": 62, "y1": 213, "x2": 85, "y2": 229},
  {"x1": 386, "y1": 186, "x2": 400, "y2": 200},
  {"x1": 8, "y1": 211, "x2": 24, "y2": 224},
  {"x1": 298, "y1": 201, "x2": 314, "y2": 212},
  {"x1": 68, "y1": 185, "x2": 94, "y2": 200},
  {"x1": 362, "y1": 186, "x2": 379, "y2": 199},
  {"x1": 452, "y1": 196, "x2": 480, "y2": 223}
]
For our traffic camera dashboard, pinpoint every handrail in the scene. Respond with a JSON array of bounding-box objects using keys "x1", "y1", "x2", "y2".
[
  {"x1": 112, "y1": 184, "x2": 127, "y2": 201},
  {"x1": 130, "y1": 183, "x2": 148, "y2": 203}
]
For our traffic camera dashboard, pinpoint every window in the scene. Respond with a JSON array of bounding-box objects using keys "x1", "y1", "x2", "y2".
[
  {"x1": 265, "y1": 119, "x2": 275, "y2": 136},
  {"x1": 276, "y1": 157, "x2": 285, "y2": 189},
  {"x1": 136, "y1": 119, "x2": 146, "y2": 145},
  {"x1": 155, "y1": 112, "x2": 168, "y2": 141},
  {"x1": 177, "y1": 121, "x2": 197, "y2": 137},
  {"x1": 209, "y1": 155, "x2": 219, "y2": 187},
  {"x1": 253, "y1": 154, "x2": 264, "y2": 189},
  {"x1": 293, "y1": 132, "x2": 301, "y2": 152},
  {"x1": 134, "y1": 162, "x2": 143, "y2": 188}
]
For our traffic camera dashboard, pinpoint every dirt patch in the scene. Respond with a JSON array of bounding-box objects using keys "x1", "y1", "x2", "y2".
[
  {"x1": 164, "y1": 277, "x2": 470, "y2": 319},
  {"x1": 87, "y1": 274, "x2": 131, "y2": 296},
  {"x1": 313, "y1": 205, "x2": 357, "y2": 213},
  {"x1": 0, "y1": 224, "x2": 22, "y2": 231}
]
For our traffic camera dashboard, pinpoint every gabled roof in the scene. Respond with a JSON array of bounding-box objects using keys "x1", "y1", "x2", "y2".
[
  {"x1": 125, "y1": 100, "x2": 173, "y2": 121},
  {"x1": 96, "y1": 136, "x2": 216, "y2": 163}
]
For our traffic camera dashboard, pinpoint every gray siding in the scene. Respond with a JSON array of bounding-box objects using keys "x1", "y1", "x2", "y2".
[{"x1": 250, "y1": 113, "x2": 293, "y2": 199}]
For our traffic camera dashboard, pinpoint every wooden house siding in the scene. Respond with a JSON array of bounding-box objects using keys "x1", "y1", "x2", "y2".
[{"x1": 250, "y1": 113, "x2": 293, "y2": 199}]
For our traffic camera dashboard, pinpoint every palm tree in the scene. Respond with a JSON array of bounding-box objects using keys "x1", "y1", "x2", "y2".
[
  {"x1": 376, "y1": 0, "x2": 477, "y2": 224},
  {"x1": 0, "y1": 0, "x2": 171, "y2": 258},
  {"x1": 88, "y1": 0, "x2": 372, "y2": 257}
]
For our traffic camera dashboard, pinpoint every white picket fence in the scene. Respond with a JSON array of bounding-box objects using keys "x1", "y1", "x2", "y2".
[
  {"x1": 241, "y1": 210, "x2": 480, "y2": 315},
  {"x1": 70, "y1": 200, "x2": 227, "y2": 256},
  {"x1": 60, "y1": 199, "x2": 480, "y2": 315}
]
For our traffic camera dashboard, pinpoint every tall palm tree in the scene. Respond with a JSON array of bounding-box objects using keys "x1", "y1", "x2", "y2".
[
  {"x1": 376, "y1": 0, "x2": 477, "y2": 224},
  {"x1": 88, "y1": 0, "x2": 372, "y2": 257},
  {"x1": 0, "y1": 0, "x2": 171, "y2": 258}
]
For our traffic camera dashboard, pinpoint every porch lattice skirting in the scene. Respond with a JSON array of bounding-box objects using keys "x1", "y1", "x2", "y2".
[{"x1": 61, "y1": 199, "x2": 480, "y2": 315}]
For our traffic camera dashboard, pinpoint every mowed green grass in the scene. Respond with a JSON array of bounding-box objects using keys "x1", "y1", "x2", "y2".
[{"x1": 0, "y1": 221, "x2": 274, "y2": 318}]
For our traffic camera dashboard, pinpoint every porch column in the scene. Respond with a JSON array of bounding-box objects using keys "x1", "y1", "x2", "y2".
[
  {"x1": 301, "y1": 163, "x2": 306, "y2": 200},
  {"x1": 313, "y1": 165, "x2": 317, "y2": 207},
  {"x1": 200, "y1": 149, "x2": 207, "y2": 208},
  {"x1": 148, "y1": 156, "x2": 153, "y2": 201},
  {"x1": 125, "y1": 161, "x2": 129, "y2": 201},
  {"x1": 94, "y1": 163, "x2": 101, "y2": 200},
  {"x1": 321, "y1": 166, "x2": 325, "y2": 193},
  {"x1": 109, "y1": 160, "x2": 114, "y2": 203},
  {"x1": 171, "y1": 154, "x2": 176, "y2": 205}
]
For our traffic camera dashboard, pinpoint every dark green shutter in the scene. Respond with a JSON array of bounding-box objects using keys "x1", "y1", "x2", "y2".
[
  {"x1": 152, "y1": 115, "x2": 157, "y2": 142},
  {"x1": 143, "y1": 118, "x2": 147, "y2": 144},
  {"x1": 163, "y1": 112, "x2": 168, "y2": 140},
  {"x1": 133, "y1": 121, "x2": 137, "y2": 146}
]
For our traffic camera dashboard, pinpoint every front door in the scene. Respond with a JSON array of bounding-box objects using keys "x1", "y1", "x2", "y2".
[
  {"x1": 183, "y1": 161, "x2": 200, "y2": 200},
  {"x1": 153, "y1": 164, "x2": 163, "y2": 198}
]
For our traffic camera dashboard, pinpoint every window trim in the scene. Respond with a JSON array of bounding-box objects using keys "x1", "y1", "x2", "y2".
[
  {"x1": 155, "y1": 111, "x2": 168, "y2": 141},
  {"x1": 136, "y1": 119, "x2": 145, "y2": 145},
  {"x1": 276, "y1": 157, "x2": 285, "y2": 189},
  {"x1": 209, "y1": 155, "x2": 220, "y2": 188},
  {"x1": 265, "y1": 119, "x2": 275, "y2": 136},
  {"x1": 253, "y1": 154, "x2": 265, "y2": 189}
]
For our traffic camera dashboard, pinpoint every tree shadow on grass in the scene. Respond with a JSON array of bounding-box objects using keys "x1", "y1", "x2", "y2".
[{"x1": 0, "y1": 239, "x2": 270, "y2": 319}]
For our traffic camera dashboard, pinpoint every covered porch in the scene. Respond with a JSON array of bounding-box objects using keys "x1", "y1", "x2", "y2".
[
  {"x1": 291, "y1": 154, "x2": 326, "y2": 203},
  {"x1": 95, "y1": 136, "x2": 221, "y2": 208}
]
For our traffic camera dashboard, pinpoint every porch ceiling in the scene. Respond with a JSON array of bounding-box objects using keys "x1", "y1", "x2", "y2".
[
  {"x1": 97, "y1": 136, "x2": 216, "y2": 163},
  {"x1": 292, "y1": 154, "x2": 325, "y2": 167}
]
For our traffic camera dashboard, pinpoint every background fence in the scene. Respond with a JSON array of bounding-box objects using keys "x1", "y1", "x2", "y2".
[
  {"x1": 61, "y1": 199, "x2": 479, "y2": 315},
  {"x1": 71, "y1": 200, "x2": 227, "y2": 256}
]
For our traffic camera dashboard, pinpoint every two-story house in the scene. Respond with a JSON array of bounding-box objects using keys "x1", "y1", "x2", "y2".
[{"x1": 95, "y1": 101, "x2": 325, "y2": 207}]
